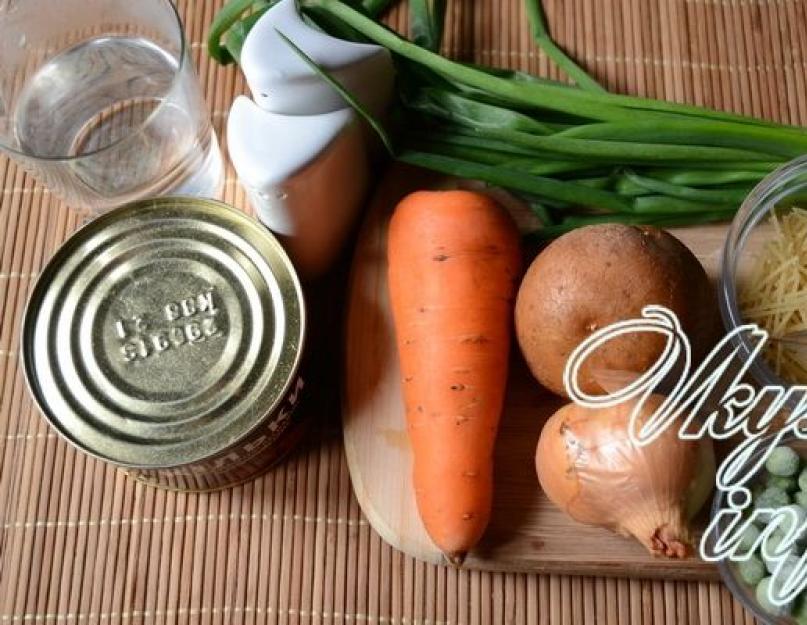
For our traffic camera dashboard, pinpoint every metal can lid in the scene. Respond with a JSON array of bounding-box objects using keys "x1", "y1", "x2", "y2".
[{"x1": 22, "y1": 197, "x2": 305, "y2": 469}]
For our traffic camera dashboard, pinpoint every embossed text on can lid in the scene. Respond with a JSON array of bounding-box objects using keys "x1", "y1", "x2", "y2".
[{"x1": 21, "y1": 197, "x2": 305, "y2": 468}]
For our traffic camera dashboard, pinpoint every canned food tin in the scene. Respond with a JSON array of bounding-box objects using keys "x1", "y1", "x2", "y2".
[{"x1": 22, "y1": 197, "x2": 306, "y2": 491}]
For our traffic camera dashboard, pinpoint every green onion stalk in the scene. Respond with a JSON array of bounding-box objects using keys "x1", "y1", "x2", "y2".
[{"x1": 207, "y1": 0, "x2": 806, "y2": 237}]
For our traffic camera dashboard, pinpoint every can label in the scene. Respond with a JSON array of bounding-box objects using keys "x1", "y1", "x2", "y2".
[
  {"x1": 209, "y1": 375, "x2": 305, "y2": 472},
  {"x1": 130, "y1": 374, "x2": 307, "y2": 491}
]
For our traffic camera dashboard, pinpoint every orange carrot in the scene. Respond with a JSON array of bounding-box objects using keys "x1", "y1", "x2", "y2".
[{"x1": 387, "y1": 189, "x2": 521, "y2": 564}]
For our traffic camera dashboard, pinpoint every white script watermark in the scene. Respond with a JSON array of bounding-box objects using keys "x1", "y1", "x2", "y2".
[{"x1": 563, "y1": 305, "x2": 807, "y2": 607}]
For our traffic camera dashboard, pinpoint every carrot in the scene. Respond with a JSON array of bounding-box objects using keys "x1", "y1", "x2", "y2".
[{"x1": 387, "y1": 189, "x2": 521, "y2": 564}]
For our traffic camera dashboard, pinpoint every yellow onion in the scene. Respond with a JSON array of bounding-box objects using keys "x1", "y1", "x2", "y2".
[{"x1": 535, "y1": 395, "x2": 715, "y2": 558}]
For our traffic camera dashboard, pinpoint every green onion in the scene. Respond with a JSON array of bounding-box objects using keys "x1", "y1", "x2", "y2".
[
  {"x1": 523, "y1": 0, "x2": 604, "y2": 93},
  {"x1": 530, "y1": 209, "x2": 736, "y2": 239},
  {"x1": 479, "y1": 127, "x2": 776, "y2": 164},
  {"x1": 618, "y1": 171, "x2": 753, "y2": 204},
  {"x1": 464, "y1": 63, "x2": 583, "y2": 88},
  {"x1": 208, "y1": 0, "x2": 805, "y2": 238},
  {"x1": 642, "y1": 168, "x2": 772, "y2": 186},
  {"x1": 224, "y1": 7, "x2": 271, "y2": 64},
  {"x1": 572, "y1": 176, "x2": 615, "y2": 190},
  {"x1": 404, "y1": 129, "x2": 540, "y2": 157},
  {"x1": 276, "y1": 29, "x2": 395, "y2": 155},
  {"x1": 558, "y1": 120, "x2": 807, "y2": 159},
  {"x1": 504, "y1": 160, "x2": 607, "y2": 177},
  {"x1": 300, "y1": 0, "x2": 798, "y2": 130},
  {"x1": 398, "y1": 151, "x2": 633, "y2": 212},
  {"x1": 630, "y1": 195, "x2": 734, "y2": 215},
  {"x1": 409, "y1": 0, "x2": 446, "y2": 52},
  {"x1": 362, "y1": 0, "x2": 396, "y2": 17},
  {"x1": 208, "y1": 0, "x2": 270, "y2": 64},
  {"x1": 401, "y1": 138, "x2": 523, "y2": 166},
  {"x1": 405, "y1": 88, "x2": 557, "y2": 134}
]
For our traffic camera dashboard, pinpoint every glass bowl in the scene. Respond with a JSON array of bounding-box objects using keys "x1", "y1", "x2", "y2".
[
  {"x1": 719, "y1": 155, "x2": 807, "y2": 392},
  {"x1": 710, "y1": 436, "x2": 807, "y2": 625}
]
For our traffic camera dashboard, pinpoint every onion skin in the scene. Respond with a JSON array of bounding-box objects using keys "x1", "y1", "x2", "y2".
[{"x1": 535, "y1": 395, "x2": 715, "y2": 558}]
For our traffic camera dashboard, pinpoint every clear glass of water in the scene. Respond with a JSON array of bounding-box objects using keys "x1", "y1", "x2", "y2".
[{"x1": 0, "y1": 0, "x2": 224, "y2": 214}]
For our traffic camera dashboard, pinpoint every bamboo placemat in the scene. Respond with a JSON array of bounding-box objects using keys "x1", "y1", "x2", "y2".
[{"x1": 2, "y1": 0, "x2": 806, "y2": 623}]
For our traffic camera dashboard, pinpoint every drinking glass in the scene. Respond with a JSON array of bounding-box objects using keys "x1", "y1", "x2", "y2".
[{"x1": 0, "y1": 0, "x2": 224, "y2": 214}]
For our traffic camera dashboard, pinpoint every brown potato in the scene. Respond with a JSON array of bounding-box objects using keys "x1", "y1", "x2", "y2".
[{"x1": 514, "y1": 224, "x2": 714, "y2": 397}]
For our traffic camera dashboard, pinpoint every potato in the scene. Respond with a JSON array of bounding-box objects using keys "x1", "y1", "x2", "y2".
[{"x1": 514, "y1": 224, "x2": 714, "y2": 397}]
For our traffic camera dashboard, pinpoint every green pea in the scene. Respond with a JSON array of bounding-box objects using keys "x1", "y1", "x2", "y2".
[
  {"x1": 767, "y1": 446, "x2": 801, "y2": 477},
  {"x1": 763, "y1": 531, "x2": 789, "y2": 566},
  {"x1": 756, "y1": 576, "x2": 793, "y2": 616},
  {"x1": 755, "y1": 487, "x2": 791, "y2": 522},
  {"x1": 775, "y1": 504, "x2": 807, "y2": 529},
  {"x1": 738, "y1": 524, "x2": 761, "y2": 552},
  {"x1": 761, "y1": 536, "x2": 803, "y2": 577},
  {"x1": 738, "y1": 555, "x2": 766, "y2": 585},
  {"x1": 768, "y1": 475, "x2": 799, "y2": 493}
]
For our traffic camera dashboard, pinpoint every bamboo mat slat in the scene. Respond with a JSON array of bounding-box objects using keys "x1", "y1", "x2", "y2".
[{"x1": 1, "y1": 1, "x2": 806, "y2": 623}]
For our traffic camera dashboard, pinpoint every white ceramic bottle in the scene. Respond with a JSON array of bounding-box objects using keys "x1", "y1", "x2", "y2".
[
  {"x1": 228, "y1": 97, "x2": 368, "y2": 278},
  {"x1": 227, "y1": 0, "x2": 394, "y2": 279},
  {"x1": 240, "y1": 0, "x2": 393, "y2": 118}
]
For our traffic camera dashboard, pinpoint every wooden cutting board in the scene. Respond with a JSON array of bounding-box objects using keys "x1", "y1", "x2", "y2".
[{"x1": 343, "y1": 163, "x2": 729, "y2": 580}]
